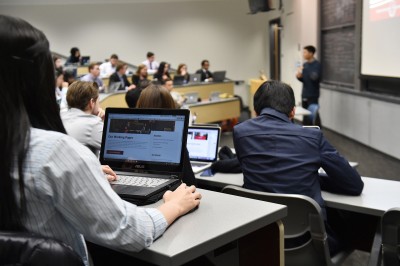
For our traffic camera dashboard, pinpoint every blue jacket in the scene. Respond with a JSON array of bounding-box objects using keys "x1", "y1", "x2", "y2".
[{"x1": 233, "y1": 108, "x2": 363, "y2": 218}]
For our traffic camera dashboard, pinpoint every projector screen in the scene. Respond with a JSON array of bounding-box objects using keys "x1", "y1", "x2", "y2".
[{"x1": 361, "y1": 0, "x2": 400, "y2": 78}]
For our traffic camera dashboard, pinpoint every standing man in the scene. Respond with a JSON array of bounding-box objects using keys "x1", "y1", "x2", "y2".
[
  {"x1": 99, "y1": 54, "x2": 119, "y2": 78},
  {"x1": 80, "y1": 62, "x2": 104, "y2": 89},
  {"x1": 196, "y1": 60, "x2": 213, "y2": 82},
  {"x1": 142, "y1": 51, "x2": 159, "y2": 75},
  {"x1": 296, "y1": 45, "x2": 322, "y2": 125}
]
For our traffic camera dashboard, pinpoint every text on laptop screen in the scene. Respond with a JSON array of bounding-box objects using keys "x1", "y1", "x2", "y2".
[
  {"x1": 187, "y1": 127, "x2": 219, "y2": 161},
  {"x1": 103, "y1": 113, "x2": 185, "y2": 164}
]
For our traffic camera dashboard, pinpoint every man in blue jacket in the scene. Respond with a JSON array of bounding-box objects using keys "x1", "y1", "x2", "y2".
[{"x1": 233, "y1": 80, "x2": 364, "y2": 255}]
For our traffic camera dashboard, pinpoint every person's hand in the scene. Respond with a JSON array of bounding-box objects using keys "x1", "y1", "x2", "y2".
[
  {"x1": 102, "y1": 165, "x2": 118, "y2": 182},
  {"x1": 296, "y1": 67, "x2": 303, "y2": 78},
  {"x1": 127, "y1": 84, "x2": 136, "y2": 91},
  {"x1": 97, "y1": 107, "x2": 105, "y2": 120},
  {"x1": 158, "y1": 183, "x2": 201, "y2": 225},
  {"x1": 62, "y1": 82, "x2": 69, "y2": 88}
]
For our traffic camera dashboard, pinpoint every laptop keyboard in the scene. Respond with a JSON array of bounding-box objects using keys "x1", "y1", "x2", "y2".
[{"x1": 113, "y1": 175, "x2": 169, "y2": 188}]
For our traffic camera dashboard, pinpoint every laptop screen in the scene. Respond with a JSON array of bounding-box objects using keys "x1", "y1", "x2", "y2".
[
  {"x1": 100, "y1": 108, "x2": 189, "y2": 172},
  {"x1": 187, "y1": 126, "x2": 220, "y2": 162}
]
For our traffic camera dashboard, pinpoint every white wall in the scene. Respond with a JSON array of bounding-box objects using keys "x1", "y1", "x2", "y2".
[{"x1": 0, "y1": 0, "x2": 269, "y2": 86}]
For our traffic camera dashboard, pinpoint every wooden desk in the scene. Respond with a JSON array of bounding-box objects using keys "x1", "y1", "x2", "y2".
[
  {"x1": 186, "y1": 98, "x2": 241, "y2": 124},
  {"x1": 124, "y1": 189, "x2": 287, "y2": 266},
  {"x1": 77, "y1": 66, "x2": 89, "y2": 76},
  {"x1": 100, "y1": 91, "x2": 128, "y2": 109},
  {"x1": 175, "y1": 81, "x2": 234, "y2": 100}
]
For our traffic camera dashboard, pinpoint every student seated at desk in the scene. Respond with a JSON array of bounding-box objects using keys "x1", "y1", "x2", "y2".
[
  {"x1": 136, "y1": 84, "x2": 196, "y2": 186},
  {"x1": 176, "y1": 63, "x2": 190, "y2": 83},
  {"x1": 142, "y1": 51, "x2": 159, "y2": 75},
  {"x1": 153, "y1": 61, "x2": 171, "y2": 83},
  {"x1": 99, "y1": 53, "x2": 118, "y2": 78},
  {"x1": 0, "y1": 14, "x2": 201, "y2": 266},
  {"x1": 80, "y1": 62, "x2": 104, "y2": 89},
  {"x1": 196, "y1": 59, "x2": 213, "y2": 82},
  {"x1": 233, "y1": 80, "x2": 364, "y2": 255},
  {"x1": 65, "y1": 46, "x2": 81, "y2": 65},
  {"x1": 109, "y1": 62, "x2": 136, "y2": 91},
  {"x1": 131, "y1": 64, "x2": 148, "y2": 87},
  {"x1": 162, "y1": 78, "x2": 185, "y2": 108}
]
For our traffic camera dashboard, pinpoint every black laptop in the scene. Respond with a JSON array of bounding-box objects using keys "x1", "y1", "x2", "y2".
[
  {"x1": 100, "y1": 108, "x2": 190, "y2": 205},
  {"x1": 212, "y1": 71, "x2": 226, "y2": 82},
  {"x1": 173, "y1": 75, "x2": 185, "y2": 85}
]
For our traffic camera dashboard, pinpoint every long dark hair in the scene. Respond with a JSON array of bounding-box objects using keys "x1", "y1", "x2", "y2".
[{"x1": 0, "y1": 15, "x2": 66, "y2": 230}]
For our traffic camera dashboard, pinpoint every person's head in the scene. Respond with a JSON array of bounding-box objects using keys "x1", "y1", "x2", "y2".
[
  {"x1": 66, "y1": 81, "x2": 100, "y2": 115},
  {"x1": 253, "y1": 80, "x2": 295, "y2": 118},
  {"x1": 109, "y1": 54, "x2": 119, "y2": 67},
  {"x1": 177, "y1": 64, "x2": 187, "y2": 75},
  {"x1": 0, "y1": 14, "x2": 66, "y2": 230},
  {"x1": 201, "y1": 60, "x2": 210, "y2": 70},
  {"x1": 136, "y1": 64, "x2": 148, "y2": 77},
  {"x1": 63, "y1": 69, "x2": 76, "y2": 85},
  {"x1": 157, "y1": 62, "x2": 169, "y2": 75},
  {"x1": 55, "y1": 70, "x2": 64, "y2": 88},
  {"x1": 146, "y1": 51, "x2": 155, "y2": 62},
  {"x1": 53, "y1": 56, "x2": 62, "y2": 69},
  {"x1": 136, "y1": 84, "x2": 176, "y2": 109},
  {"x1": 70, "y1": 47, "x2": 80, "y2": 58},
  {"x1": 88, "y1": 62, "x2": 100, "y2": 77},
  {"x1": 116, "y1": 62, "x2": 128, "y2": 75},
  {"x1": 303, "y1": 45, "x2": 316, "y2": 61},
  {"x1": 162, "y1": 78, "x2": 173, "y2": 92},
  {"x1": 125, "y1": 88, "x2": 143, "y2": 108}
]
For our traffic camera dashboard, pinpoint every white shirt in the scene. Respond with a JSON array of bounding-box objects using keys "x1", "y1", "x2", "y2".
[
  {"x1": 142, "y1": 59, "x2": 159, "y2": 74},
  {"x1": 99, "y1": 61, "x2": 116, "y2": 78},
  {"x1": 14, "y1": 128, "x2": 167, "y2": 265}
]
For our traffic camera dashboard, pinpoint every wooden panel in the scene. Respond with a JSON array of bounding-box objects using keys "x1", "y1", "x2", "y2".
[
  {"x1": 174, "y1": 82, "x2": 234, "y2": 101},
  {"x1": 189, "y1": 98, "x2": 240, "y2": 124},
  {"x1": 77, "y1": 66, "x2": 89, "y2": 76},
  {"x1": 100, "y1": 92, "x2": 128, "y2": 109}
]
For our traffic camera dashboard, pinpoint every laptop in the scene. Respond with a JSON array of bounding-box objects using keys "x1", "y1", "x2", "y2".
[
  {"x1": 100, "y1": 108, "x2": 190, "y2": 205},
  {"x1": 212, "y1": 71, "x2": 226, "y2": 82},
  {"x1": 108, "y1": 81, "x2": 123, "y2": 92},
  {"x1": 184, "y1": 92, "x2": 199, "y2": 104},
  {"x1": 189, "y1": 73, "x2": 201, "y2": 84},
  {"x1": 209, "y1": 91, "x2": 221, "y2": 101},
  {"x1": 187, "y1": 126, "x2": 221, "y2": 174},
  {"x1": 173, "y1": 75, "x2": 185, "y2": 85},
  {"x1": 81, "y1": 56, "x2": 90, "y2": 66}
]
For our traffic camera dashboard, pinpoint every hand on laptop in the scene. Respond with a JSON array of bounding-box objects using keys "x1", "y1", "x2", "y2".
[
  {"x1": 158, "y1": 183, "x2": 202, "y2": 225},
  {"x1": 101, "y1": 165, "x2": 118, "y2": 182}
]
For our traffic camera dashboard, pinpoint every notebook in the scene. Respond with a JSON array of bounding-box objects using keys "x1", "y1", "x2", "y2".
[
  {"x1": 187, "y1": 126, "x2": 221, "y2": 174},
  {"x1": 189, "y1": 73, "x2": 201, "y2": 84},
  {"x1": 184, "y1": 92, "x2": 199, "y2": 104},
  {"x1": 100, "y1": 108, "x2": 190, "y2": 205},
  {"x1": 212, "y1": 71, "x2": 226, "y2": 82}
]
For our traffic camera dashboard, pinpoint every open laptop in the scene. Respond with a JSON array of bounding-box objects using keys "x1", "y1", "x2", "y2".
[
  {"x1": 187, "y1": 126, "x2": 221, "y2": 174},
  {"x1": 81, "y1": 56, "x2": 90, "y2": 66},
  {"x1": 189, "y1": 73, "x2": 201, "y2": 84},
  {"x1": 212, "y1": 71, "x2": 226, "y2": 82},
  {"x1": 184, "y1": 92, "x2": 199, "y2": 104},
  {"x1": 209, "y1": 91, "x2": 221, "y2": 101},
  {"x1": 100, "y1": 108, "x2": 190, "y2": 205},
  {"x1": 173, "y1": 75, "x2": 185, "y2": 85}
]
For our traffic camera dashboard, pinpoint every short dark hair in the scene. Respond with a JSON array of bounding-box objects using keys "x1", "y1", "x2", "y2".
[
  {"x1": 147, "y1": 52, "x2": 154, "y2": 58},
  {"x1": 70, "y1": 47, "x2": 79, "y2": 56},
  {"x1": 116, "y1": 62, "x2": 127, "y2": 72},
  {"x1": 253, "y1": 80, "x2": 295, "y2": 116},
  {"x1": 201, "y1": 60, "x2": 209, "y2": 67},
  {"x1": 303, "y1": 45, "x2": 316, "y2": 54},
  {"x1": 110, "y1": 54, "x2": 118, "y2": 60},
  {"x1": 88, "y1": 62, "x2": 99, "y2": 71}
]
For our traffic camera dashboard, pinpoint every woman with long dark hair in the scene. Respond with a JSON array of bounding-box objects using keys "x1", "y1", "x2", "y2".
[
  {"x1": 153, "y1": 61, "x2": 171, "y2": 83},
  {"x1": 0, "y1": 15, "x2": 201, "y2": 265}
]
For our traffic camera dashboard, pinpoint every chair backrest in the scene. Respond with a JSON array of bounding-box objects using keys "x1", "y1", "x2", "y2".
[
  {"x1": 222, "y1": 185, "x2": 334, "y2": 266},
  {"x1": 306, "y1": 104, "x2": 320, "y2": 125},
  {"x1": 382, "y1": 207, "x2": 400, "y2": 266},
  {"x1": 0, "y1": 231, "x2": 84, "y2": 266}
]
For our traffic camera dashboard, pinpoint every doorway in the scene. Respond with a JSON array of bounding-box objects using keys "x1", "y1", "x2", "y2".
[{"x1": 269, "y1": 19, "x2": 281, "y2": 80}]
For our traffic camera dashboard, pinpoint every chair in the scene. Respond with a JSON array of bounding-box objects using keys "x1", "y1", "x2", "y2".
[
  {"x1": 303, "y1": 103, "x2": 320, "y2": 126},
  {"x1": 222, "y1": 185, "x2": 350, "y2": 266},
  {"x1": 381, "y1": 207, "x2": 400, "y2": 266},
  {"x1": 0, "y1": 231, "x2": 84, "y2": 266}
]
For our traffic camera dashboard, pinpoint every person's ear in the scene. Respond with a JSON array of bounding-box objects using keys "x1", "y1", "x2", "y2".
[{"x1": 289, "y1": 107, "x2": 295, "y2": 119}]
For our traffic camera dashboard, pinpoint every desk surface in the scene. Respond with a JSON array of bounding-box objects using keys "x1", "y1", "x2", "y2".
[
  {"x1": 126, "y1": 189, "x2": 287, "y2": 266},
  {"x1": 196, "y1": 173, "x2": 398, "y2": 217}
]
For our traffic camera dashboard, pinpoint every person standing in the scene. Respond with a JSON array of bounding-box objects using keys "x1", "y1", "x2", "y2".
[{"x1": 296, "y1": 45, "x2": 322, "y2": 126}]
